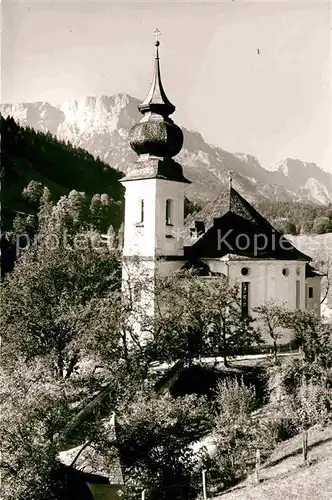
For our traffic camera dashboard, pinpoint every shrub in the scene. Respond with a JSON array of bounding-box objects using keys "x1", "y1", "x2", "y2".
[
  {"x1": 268, "y1": 359, "x2": 332, "y2": 435},
  {"x1": 211, "y1": 379, "x2": 276, "y2": 490},
  {"x1": 214, "y1": 378, "x2": 258, "y2": 417},
  {"x1": 268, "y1": 417, "x2": 299, "y2": 443}
]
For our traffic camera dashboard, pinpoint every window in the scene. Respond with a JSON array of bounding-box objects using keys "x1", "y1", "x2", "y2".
[
  {"x1": 241, "y1": 282, "x2": 250, "y2": 316},
  {"x1": 136, "y1": 199, "x2": 144, "y2": 225},
  {"x1": 241, "y1": 267, "x2": 250, "y2": 276},
  {"x1": 296, "y1": 280, "x2": 300, "y2": 309},
  {"x1": 282, "y1": 268, "x2": 289, "y2": 277},
  {"x1": 308, "y1": 287, "x2": 314, "y2": 299},
  {"x1": 165, "y1": 199, "x2": 173, "y2": 225}
]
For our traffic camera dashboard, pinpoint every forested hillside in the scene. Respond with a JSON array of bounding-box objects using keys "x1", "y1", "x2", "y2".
[
  {"x1": 0, "y1": 115, "x2": 124, "y2": 231},
  {"x1": 256, "y1": 199, "x2": 332, "y2": 235}
]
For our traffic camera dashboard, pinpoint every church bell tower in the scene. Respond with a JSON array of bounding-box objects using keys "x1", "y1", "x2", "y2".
[{"x1": 121, "y1": 34, "x2": 190, "y2": 261}]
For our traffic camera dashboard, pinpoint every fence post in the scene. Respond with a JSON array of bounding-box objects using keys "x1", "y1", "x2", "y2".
[
  {"x1": 202, "y1": 469, "x2": 207, "y2": 500},
  {"x1": 302, "y1": 428, "x2": 308, "y2": 465},
  {"x1": 255, "y1": 448, "x2": 261, "y2": 484}
]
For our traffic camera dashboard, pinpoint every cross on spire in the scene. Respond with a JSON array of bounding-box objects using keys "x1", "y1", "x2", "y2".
[{"x1": 153, "y1": 28, "x2": 161, "y2": 43}]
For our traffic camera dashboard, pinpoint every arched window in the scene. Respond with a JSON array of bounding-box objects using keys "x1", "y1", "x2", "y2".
[{"x1": 165, "y1": 199, "x2": 173, "y2": 225}]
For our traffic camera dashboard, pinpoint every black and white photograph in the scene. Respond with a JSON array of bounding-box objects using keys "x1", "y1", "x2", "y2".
[{"x1": 1, "y1": 1, "x2": 331, "y2": 499}]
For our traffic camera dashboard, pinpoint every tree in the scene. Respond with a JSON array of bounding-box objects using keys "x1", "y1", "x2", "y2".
[
  {"x1": 300, "y1": 221, "x2": 314, "y2": 235},
  {"x1": 281, "y1": 309, "x2": 332, "y2": 367},
  {"x1": 109, "y1": 388, "x2": 211, "y2": 500},
  {"x1": 203, "y1": 280, "x2": 261, "y2": 366},
  {"x1": 1, "y1": 191, "x2": 121, "y2": 379},
  {"x1": 23, "y1": 180, "x2": 44, "y2": 207},
  {"x1": 0, "y1": 197, "x2": 132, "y2": 499},
  {"x1": 277, "y1": 372, "x2": 332, "y2": 466},
  {"x1": 313, "y1": 248, "x2": 332, "y2": 305},
  {"x1": 150, "y1": 270, "x2": 211, "y2": 366},
  {"x1": 184, "y1": 197, "x2": 202, "y2": 218},
  {"x1": 212, "y1": 379, "x2": 275, "y2": 489},
  {"x1": 0, "y1": 362, "x2": 71, "y2": 500},
  {"x1": 254, "y1": 302, "x2": 285, "y2": 364},
  {"x1": 312, "y1": 216, "x2": 332, "y2": 235},
  {"x1": 153, "y1": 270, "x2": 262, "y2": 367},
  {"x1": 272, "y1": 218, "x2": 297, "y2": 235}
]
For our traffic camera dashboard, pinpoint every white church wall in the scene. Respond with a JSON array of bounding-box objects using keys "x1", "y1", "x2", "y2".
[
  {"x1": 122, "y1": 178, "x2": 186, "y2": 258},
  {"x1": 205, "y1": 259, "x2": 307, "y2": 313},
  {"x1": 122, "y1": 179, "x2": 156, "y2": 257},
  {"x1": 205, "y1": 258, "x2": 307, "y2": 345},
  {"x1": 155, "y1": 179, "x2": 187, "y2": 256}
]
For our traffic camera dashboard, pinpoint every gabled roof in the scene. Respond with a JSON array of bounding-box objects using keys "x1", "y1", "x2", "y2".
[
  {"x1": 58, "y1": 414, "x2": 123, "y2": 485},
  {"x1": 185, "y1": 187, "x2": 311, "y2": 261},
  {"x1": 229, "y1": 187, "x2": 274, "y2": 231},
  {"x1": 58, "y1": 444, "x2": 122, "y2": 484}
]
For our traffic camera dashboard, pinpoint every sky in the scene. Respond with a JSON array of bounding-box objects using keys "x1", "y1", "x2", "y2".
[{"x1": 1, "y1": 0, "x2": 331, "y2": 173}]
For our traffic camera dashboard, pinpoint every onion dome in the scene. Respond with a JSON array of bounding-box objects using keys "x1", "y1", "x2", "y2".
[{"x1": 129, "y1": 39, "x2": 183, "y2": 158}]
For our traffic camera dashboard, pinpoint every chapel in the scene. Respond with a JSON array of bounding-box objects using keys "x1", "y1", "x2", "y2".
[{"x1": 120, "y1": 37, "x2": 323, "y2": 341}]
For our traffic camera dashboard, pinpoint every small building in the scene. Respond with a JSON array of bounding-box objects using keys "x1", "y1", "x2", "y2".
[
  {"x1": 58, "y1": 413, "x2": 123, "y2": 500},
  {"x1": 58, "y1": 441, "x2": 123, "y2": 500}
]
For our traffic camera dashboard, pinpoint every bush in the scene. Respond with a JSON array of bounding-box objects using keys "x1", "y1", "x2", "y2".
[
  {"x1": 268, "y1": 359, "x2": 332, "y2": 434},
  {"x1": 268, "y1": 417, "x2": 298, "y2": 442},
  {"x1": 210, "y1": 379, "x2": 276, "y2": 490},
  {"x1": 214, "y1": 378, "x2": 258, "y2": 417},
  {"x1": 275, "y1": 359, "x2": 332, "y2": 397}
]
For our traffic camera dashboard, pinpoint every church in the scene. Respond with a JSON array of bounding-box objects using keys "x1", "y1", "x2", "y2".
[{"x1": 120, "y1": 37, "x2": 323, "y2": 340}]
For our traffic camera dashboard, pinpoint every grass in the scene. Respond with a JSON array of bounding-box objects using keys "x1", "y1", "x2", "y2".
[{"x1": 213, "y1": 425, "x2": 332, "y2": 500}]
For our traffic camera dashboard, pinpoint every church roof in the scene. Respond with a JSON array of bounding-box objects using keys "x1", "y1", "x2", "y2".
[
  {"x1": 305, "y1": 263, "x2": 326, "y2": 278},
  {"x1": 127, "y1": 37, "x2": 185, "y2": 164},
  {"x1": 138, "y1": 40, "x2": 176, "y2": 117},
  {"x1": 185, "y1": 187, "x2": 311, "y2": 261}
]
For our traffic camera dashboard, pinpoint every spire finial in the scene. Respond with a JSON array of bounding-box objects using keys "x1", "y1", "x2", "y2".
[
  {"x1": 128, "y1": 31, "x2": 184, "y2": 160},
  {"x1": 153, "y1": 28, "x2": 161, "y2": 58},
  {"x1": 137, "y1": 29, "x2": 175, "y2": 117}
]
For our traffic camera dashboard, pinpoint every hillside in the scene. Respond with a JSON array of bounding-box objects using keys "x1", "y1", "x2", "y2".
[
  {"x1": 1, "y1": 95, "x2": 331, "y2": 206},
  {"x1": 0, "y1": 115, "x2": 124, "y2": 230},
  {"x1": 287, "y1": 233, "x2": 332, "y2": 262},
  {"x1": 213, "y1": 425, "x2": 332, "y2": 500}
]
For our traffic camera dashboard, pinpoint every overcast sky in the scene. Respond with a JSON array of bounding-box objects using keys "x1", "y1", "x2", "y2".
[{"x1": 1, "y1": 0, "x2": 331, "y2": 172}]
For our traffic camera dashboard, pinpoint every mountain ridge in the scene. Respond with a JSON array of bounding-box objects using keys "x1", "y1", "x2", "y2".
[{"x1": 1, "y1": 94, "x2": 331, "y2": 206}]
